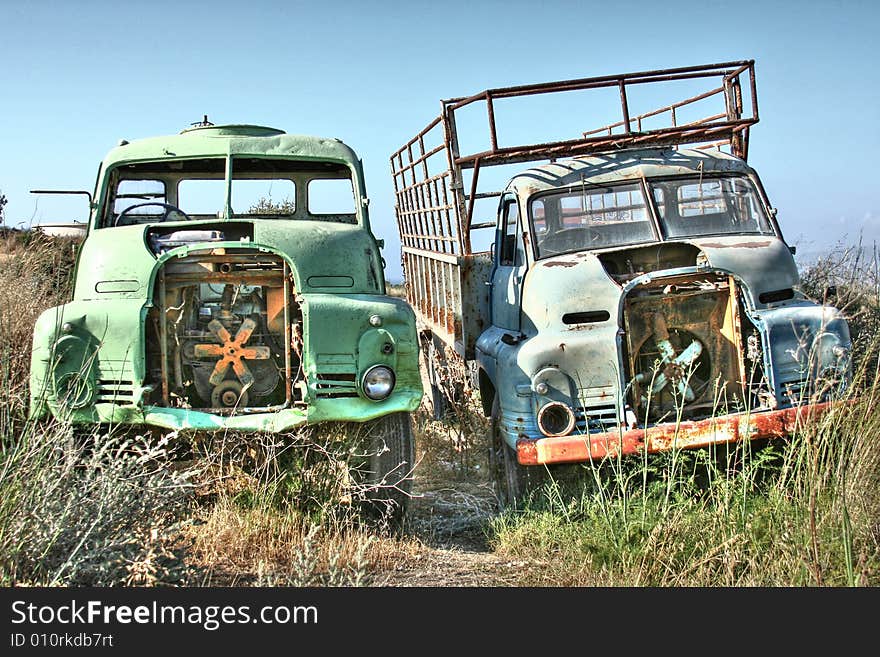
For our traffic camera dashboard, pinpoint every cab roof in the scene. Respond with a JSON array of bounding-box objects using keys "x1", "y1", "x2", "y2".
[
  {"x1": 101, "y1": 124, "x2": 362, "y2": 170},
  {"x1": 509, "y1": 147, "x2": 755, "y2": 197}
]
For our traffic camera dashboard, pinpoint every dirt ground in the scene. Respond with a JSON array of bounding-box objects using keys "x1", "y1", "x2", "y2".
[{"x1": 369, "y1": 436, "x2": 540, "y2": 587}]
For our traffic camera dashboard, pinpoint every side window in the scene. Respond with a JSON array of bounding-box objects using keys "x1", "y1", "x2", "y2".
[
  {"x1": 532, "y1": 198, "x2": 547, "y2": 234},
  {"x1": 499, "y1": 198, "x2": 519, "y2": 266}
]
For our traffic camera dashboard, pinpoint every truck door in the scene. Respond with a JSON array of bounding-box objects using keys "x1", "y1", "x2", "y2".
[{"x1": 490, "y1": 194, "x2": 526, "y2": 332}]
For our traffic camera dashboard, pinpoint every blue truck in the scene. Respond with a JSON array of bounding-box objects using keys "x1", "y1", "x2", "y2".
[{"x1": 390, "y1": 61, "x2": 852, "y2": 506}]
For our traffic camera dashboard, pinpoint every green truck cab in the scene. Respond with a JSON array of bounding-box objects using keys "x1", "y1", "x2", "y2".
[{"x1": 30, "y1": 121, "x2": 422, "y2": 505}]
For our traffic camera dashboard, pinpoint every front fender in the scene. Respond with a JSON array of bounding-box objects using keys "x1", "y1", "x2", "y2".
[{"x1": 30, "y1": 304, "x2": 99, "y2": 419}]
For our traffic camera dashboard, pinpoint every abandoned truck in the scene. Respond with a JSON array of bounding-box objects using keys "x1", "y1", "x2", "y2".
[
  {"x1": 391, "y1": 61, "x2": 852, "y2": 505},
  {"x1": 29, "y1": 120, "x2": 422, "y2": 509}
]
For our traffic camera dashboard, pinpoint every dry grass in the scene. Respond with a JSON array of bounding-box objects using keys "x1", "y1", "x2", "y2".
[
  {"x1": 0, "y1": 424, "x2": 198, "y2": 586},
  {"x1": 183, "y1": 494, "x2": 422, "y2": 586},
  {"x1": 5, "y1": 235, "x2": 878, "y2": 587},
  {"x1": 385, "y1": 280, "x2": 406, "y2": 298},
  {"x1": 488, "y1": 365, "x2": 880, "y2": 586},
  {"x1": 0, "y1": 235, "x2": 423, "y2": 586},
  {"x1": 0, "y1": 231, "x2": 79, "y2": 418}
]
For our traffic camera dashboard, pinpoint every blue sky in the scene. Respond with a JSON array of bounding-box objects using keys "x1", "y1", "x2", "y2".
[{"x1": 1, "y1": 0, "x2": 877, "y2": 281}]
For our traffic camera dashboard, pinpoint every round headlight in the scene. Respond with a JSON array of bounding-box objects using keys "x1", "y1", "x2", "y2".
[
  {"x1": 54, "y1": 372, "x2": 94, "y2": 410},
  {"x1": 537, "y1": 401, "x2": 576, "y2": 437},
  {"x1": 362, "y1": 365, "x2": 395, "y2": 401}
]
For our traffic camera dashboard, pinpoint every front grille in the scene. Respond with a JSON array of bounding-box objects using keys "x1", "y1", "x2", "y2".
[
  {"x1": 95, "y1": 379, "x2": 135, "y2": 404},
  {"x1": 780, "y1": 374, "x2": 846, "y2": 406},
  {"x1": 315, "y1": 372, "x2": 359, "y2": 399},
  {"x1": 575, "y1": 403, "x2": 619, "y2": 433}
]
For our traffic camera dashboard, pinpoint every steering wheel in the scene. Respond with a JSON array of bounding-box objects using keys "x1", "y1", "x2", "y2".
[{"x1": 114, "y1": 202, "x2": 192, "y2": 226}]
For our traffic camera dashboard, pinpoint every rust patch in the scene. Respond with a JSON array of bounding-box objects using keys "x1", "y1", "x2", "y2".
[
  {"x1": 265, "y1": 286, "x2": 285, "y2": 334},
  {"x1": 517, "y1": 401, "x2": 840, "y2": 466},
  {"x1": 516, "y1": 438, "x2": 539, "y2": 466},
  {"x1": 542, "y1": 260, "x2": 578, "y2": 268}
]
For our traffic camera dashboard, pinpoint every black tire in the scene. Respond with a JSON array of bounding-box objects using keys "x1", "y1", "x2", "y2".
[
  {"x1": 421, "y1": 336, "x2": 450, "y2": 421},
  {"x1": 359, "y1": 412, "x2": 415, "y2": 524},
  {"x1": 427, "y1": 375, "x2": 447, "y2": 422},
  {"x1": 490, "y1": 396, "x2": 546, "y2": 510}
]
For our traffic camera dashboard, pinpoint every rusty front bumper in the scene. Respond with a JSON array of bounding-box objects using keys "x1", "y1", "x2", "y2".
[{"x1": 516, "y1": 402, "x2": 837, "y2": 466}]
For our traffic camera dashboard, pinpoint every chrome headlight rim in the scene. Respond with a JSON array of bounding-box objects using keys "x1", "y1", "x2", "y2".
[
  {"x1": 536, "y1": 400, "x2": 576, "y2": 437},
  {"x1": 361, "y1": 364, "x2": 396, "y2": 401}
]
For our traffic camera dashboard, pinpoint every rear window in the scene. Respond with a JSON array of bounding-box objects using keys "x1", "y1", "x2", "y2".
[
  {"x1": 177, "y1": 179, "x2": 226, "y2": 216},
  {"x1": 233, "y1": 179, "x2": 296, "y2": 215},
  {"x1": 308, "y1": 178, "x2": 356, "y2": 215}
]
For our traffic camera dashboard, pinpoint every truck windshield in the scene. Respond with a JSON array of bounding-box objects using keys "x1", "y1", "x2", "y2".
[
  {"x1": 648, "y1": 175, "x2": 773, "y2": 238},
  {"x1": 528, "y1": 174, "x2": 775, "y2": 258},
  {"x1": 103, "y1": 157, "x2": 357, "y2": 227},
  {"x1": 530, "y1": 182, "x2": 656, "y2": 257}
]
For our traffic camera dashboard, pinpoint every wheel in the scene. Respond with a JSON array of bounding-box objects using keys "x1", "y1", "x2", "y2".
[
  {"x1": 420, "y1": 338, "x2": 447, "y2": 421},
  {"x1": 425, "y1": 348, "x2": 448, "y2": 420},
  {"x1": 358, "y1": 412, "x2": 415, "y2": 524},
  {"x1": 490, "y1": 396, "x2": 546, "y2": 510}
]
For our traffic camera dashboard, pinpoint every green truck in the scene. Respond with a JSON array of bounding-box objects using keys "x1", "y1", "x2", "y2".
[{"x1": 29, "y1": 120, "x2": 422, "y2": 514}]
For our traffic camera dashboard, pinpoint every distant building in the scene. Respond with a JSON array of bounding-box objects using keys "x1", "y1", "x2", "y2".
[{"x1": 34, "y1": 223, "x2": 87, "y2": 239}]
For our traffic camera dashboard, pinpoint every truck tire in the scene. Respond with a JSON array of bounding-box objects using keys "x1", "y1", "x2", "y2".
[
  {"x1": 359, "y1": 412, "x2": 415, "y2": 524},
  {"x1": 490, "y1": 396, "x2": 546, "y2": 510},
  {"x1": 422, "y1": 345, "x2": 447, "y2": 420}
]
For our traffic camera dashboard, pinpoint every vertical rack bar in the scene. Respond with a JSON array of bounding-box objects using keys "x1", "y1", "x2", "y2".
[
  {"x1": 441, "y1": 101, "x2": 469, "y2": 256},
  {"x1": 749, "y1": 63, "x2": 759, "y2": 120},
  {"x1": 486, "y1": 93, "x2": 499, "y2": 152},
  {"x1": 619, "y1": 79, "x2": 632, "y2": 134},
  {"x1": 466, "y1": 157, "x2": 482, "y2": 245}
]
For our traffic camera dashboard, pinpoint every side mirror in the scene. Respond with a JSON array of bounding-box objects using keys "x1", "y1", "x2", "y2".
[
  {"x1": 823, "y1": 285, "x2": 837, "y2": 303},
  {"x1": 788, "y1": 245, "x2": 797, "y2": 255}
]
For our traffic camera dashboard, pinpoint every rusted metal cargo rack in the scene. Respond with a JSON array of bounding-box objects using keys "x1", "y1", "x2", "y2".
[{"x1": 390, "y1": 60, "x2": 757, "y2": 358}]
